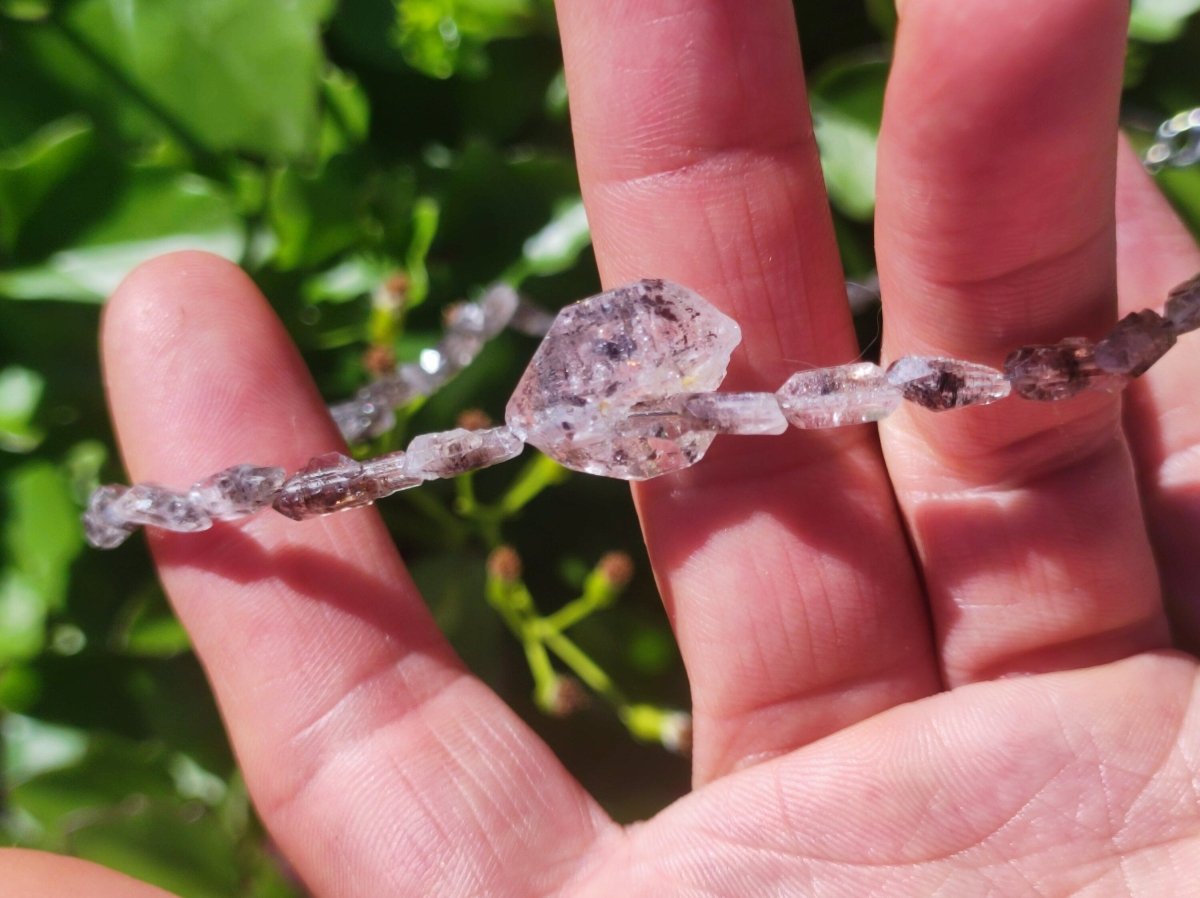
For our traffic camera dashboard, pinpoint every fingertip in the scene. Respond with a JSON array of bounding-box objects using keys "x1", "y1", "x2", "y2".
[
  {"x1": 101, "y1": 250, "x2": 339, "y2": 487},
  {"x1": 1, "y1": 848, "x2": 176, "y2": 898}
]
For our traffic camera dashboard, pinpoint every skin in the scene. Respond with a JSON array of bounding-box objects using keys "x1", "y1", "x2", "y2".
[{"x1": 7, "y1": 0, "x2": 1200, "y2": 894}]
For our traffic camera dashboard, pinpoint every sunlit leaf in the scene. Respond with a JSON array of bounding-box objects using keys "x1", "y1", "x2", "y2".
[
  {"x1": 51, "y1": 0, "x2": 331, "y2": 157},
  {"x1": 405, "y1": 196, "x2": 441, "y2": 305},
  {"x1": 395, "y1": 0, "x2": 546, "y2": 78},
  {"x1": 4, "y1": 460, "x2": 82, "y2": 611},
  {"x1": 810, "y1": 56, "x2": 888, "y2": 221},
  {"x1": 0, "y1": 169, "x2": 242, "y2": 301},
  {"x1": 0, "y1": 365, "x2": 46, "y2": 453},
  {"x1": 303, "y1": 254, "x2": 394, "y2": 305},
  {"x1": 0, "y1": 116, "x2": 94, "y2": 251},
  {"x1": 507, "y1": 196, "x2": 590, "y2": 283},
  {"x1": 1130, "y1": 0, "x2": 1200, "y2": 41},
  {"x1": 2, "y1": 713, "x2": 89, "y2": 787},
  {"x1": 0, "y1": 0, "x2": 50, "y2": 20},
  {"x1": 0, "y1": 572, "x2": 47, "y2": 662},
  {"x1": 318, "y1": 66, "x2": 372, "y2": 162}
]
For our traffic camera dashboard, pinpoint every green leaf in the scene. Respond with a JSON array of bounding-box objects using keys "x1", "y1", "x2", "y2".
[
  {"x1": 2, "y1": 713, "x2": 89, "y2": 787},
  {"x1": 267, "y1": 156, "x2": 374, "y2": 271},
  {"x1": 53, "y1": 0, "x2": 331, "y2": 157},
  {"x1": 1130, "y1": 0, "x2": 1200, "y2": 42},
  {"x1": 4, "y1": 460, "x2": 83, "y2": 612},
  {"x1": 303, "y1": 254, "x2": 394, "y2": 305},
  {"x1": 319, "y1": 66, "x2": 372, "y2": 162},
  {"x1": 405, "y1": 196, "x2": 441, "y2": 305},
  {"x1": 0, "y1": 116, "x2": 94, "y2": 252},
  {"x1": 0, "y1": 663, "x2": 42, "y2": 712},
  {"x1": 0, "y1": 0, "x2": 51, "y2": 20},
  {"x1": 122, "y1": 610, "x2": 192, "y2": 659},
  {"x1": 863, "y1": 0, "x2": 897, "y2": 38},
  {"x1": 0, "y1": 365, "x2": 46, "y2": 453},
  {"x1": 395, "y1": 0, "x2": 546, "y2": 79},
  {"x1": 0, "y1": 572, "x2": 48, "y2": 663},
  {"x1": 0, "y1": 169, "x2": 243, "y2": 302},
  {"x1": 506, "y1": 196, "x2": 590, "y2": 283},
  {"x1": 810, "y1": 56, "x2": 888, "y2": 221}
]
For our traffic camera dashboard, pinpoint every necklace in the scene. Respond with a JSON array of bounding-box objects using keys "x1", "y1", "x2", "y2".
[{"x1": 82, "y1": 111, "x2": 1200, "y2": 550}]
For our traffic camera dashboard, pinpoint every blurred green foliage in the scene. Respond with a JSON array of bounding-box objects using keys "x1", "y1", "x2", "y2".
[{"x1": 1, "y1": 1, "x2": 1199, "y2": 894}]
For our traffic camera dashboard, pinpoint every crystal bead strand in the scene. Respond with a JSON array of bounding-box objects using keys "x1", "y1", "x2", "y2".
[{"x1": 84, "y1": 274, "x2": 1200, "y2": 548}]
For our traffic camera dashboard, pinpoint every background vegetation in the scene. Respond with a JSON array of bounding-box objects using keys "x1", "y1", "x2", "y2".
[{"x1": 2, "y1": 1, "x2": 1199, "y2": 894}]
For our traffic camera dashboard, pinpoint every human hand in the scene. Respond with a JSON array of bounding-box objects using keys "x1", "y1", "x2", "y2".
[{"x1": 8, "y1": 0, "x2": 1200, "y2": 894}]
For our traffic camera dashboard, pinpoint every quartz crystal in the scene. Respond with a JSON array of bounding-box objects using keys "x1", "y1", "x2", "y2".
[
  {"x1": 509, "y1": 299, "x2": 557, "y2": 336},
  {"x1": 273, "y1": 453, "x2": 376, "y2": 520},
  {"x1": 886, "y1": 356, "x2": 1011, "y2": 410},
  {"x1": 329, "y1": 287, "x2": 521, "y2": 443},
  {"x1": 190, "y1": 464, "x2": 286, "y2": 520},
  {"x1": 83, "y1": 485, "x2": 136, "y2": 549},
  {"x1": 630, "y1": 392, "x2": 786, "y2": 435},
  {"x1": 1094, "y1": 310, "x2": 1176, "y2": 377},
  {"x1": 1165, "y1": 274, "x2": 1200, "y2": 335},
  {"x1": 360, "y1": 451, "x2": 424, "y2": 494},
  {"x1": 1003, "y1": 338, "x2": 1124, "y2": 401},
  {"x1": 682, "y1": 392, "x2": 788, "y2": 435},
  {"x1": 405, "y1": 426, "x2": 524, "y2": 479},
  {"x1": 776, "y1": 363, "x2": 902, "y2": 428},
  {"x1": 118, "y1": 483, "x2": 212, "y2": 531},
  {"x1": 505, "y1": 279, "x2": 741, "y2": 479}
]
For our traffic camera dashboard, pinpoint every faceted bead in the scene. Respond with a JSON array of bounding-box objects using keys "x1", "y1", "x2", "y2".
[
  {"x1": 372, "y1": 363, "x2": 436, "y2": 408},
  {"x1": 776, "y1": 363, "x2": 902, "y2": 428},
  {"x1": 405, "y1": 426, "x2": 524, "y2": 479},
  {"x1": 190, "y1": 464, "x2": 286, "y2": 520},
  {"x1": 1003, "y1": 338, "x2": 1124, "y2": 401},
  {"x1": 273, "y1": 453, "x2": 376, "y2": 521},
  {"x1": 1165, "y1": 274, "x2": 1200, "y2": 335},
  {"x1": 682, "y1": 392, "x2": 788, "y2": 435},
  {"x1": 506, "y1": 279, "x2": 741, "y2": 480},
  {"x1": 360, "y1": 451, "x2": 424, "y2": 495},
  {"x1": 886, "y1": 356, "x2": 1011, "y2": 411},
  {"x1": 1094, "y1": 310, "x2": 1176, "y2": 377},
  {"x1": 509, "y1": 298, "x2": 557, "y2": 337},
  {"x1": 83, "y1": 484, "x2": 136, "y2": 549},
  {"x1": 452, "y1": 284, "x2": 520, "y2": 340},
  {"x1": 117, "y1": 483, "x2": 212, "y2": 532},
  {"x1": 630, "y1": 393, "x2": 786, "y2": 436}
]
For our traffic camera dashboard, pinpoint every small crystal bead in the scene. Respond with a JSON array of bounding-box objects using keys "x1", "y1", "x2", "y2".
[
  {"x1": 1165, "y1": 274, "x2": 1200, "y2": 335},
  {"x1": 631, "y1": 393, "x2": 787, "y2": 435},
  {"x1": 776, "y1": 363, "x2": 902, "y2": 427},
  {"x1": 83, "y1": 484, "x2": 136, "y2": 549},
  {"x1": 1094, "y1": 310, "x2": 1176, "y2": 377},
  {"x1": 273, "y1": 453, "x2": 375, "y2": 521},
  {"x1": 190, "y1": 464, "x2": 286, "y2": 520},
  {"x1": 886, "y1": 356, "x2": 1011, "y2": 411},
  {"x1": 405, "y1": 426, "x2": 524, "y2": 479},
  {"x1": 360, "y1": 451, "x2": 424, "y2": 494},
  {"x1": 118, "y1": 483, "x2": 212, "y2": 532},
  {"x1": 681, "y1": 392, "x2": 787, "y2": 435},
  {"x1": 1003, "y1": 338, "x2": 1124, "y2": 401}
]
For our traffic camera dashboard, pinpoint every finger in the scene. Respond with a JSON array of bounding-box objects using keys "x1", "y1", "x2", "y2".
[
  {"x1": 876, "y1": 0, "x2": 1170, "y2": 684},
  {"x1": 2, "y1": 849, "x2": 176, "y2": 898},
  {"x1": 558, "y1": 0, "x2": 938, "y2": 784},
  {"x1": 103, "y1": 253, "x2": 612, "y2": 897},
  {"x1": 1114, "y1": 141, "x2": 1200, "y2": 649}
]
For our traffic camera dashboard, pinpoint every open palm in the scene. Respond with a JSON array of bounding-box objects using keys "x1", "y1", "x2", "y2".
[{"x1": 9, "y1": 0, "x2": 1200, "y2": 895}]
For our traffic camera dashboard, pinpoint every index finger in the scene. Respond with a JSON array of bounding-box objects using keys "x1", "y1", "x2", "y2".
[{"x1": 102, "y1": 253, "x2": 612, "y2": 897}]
